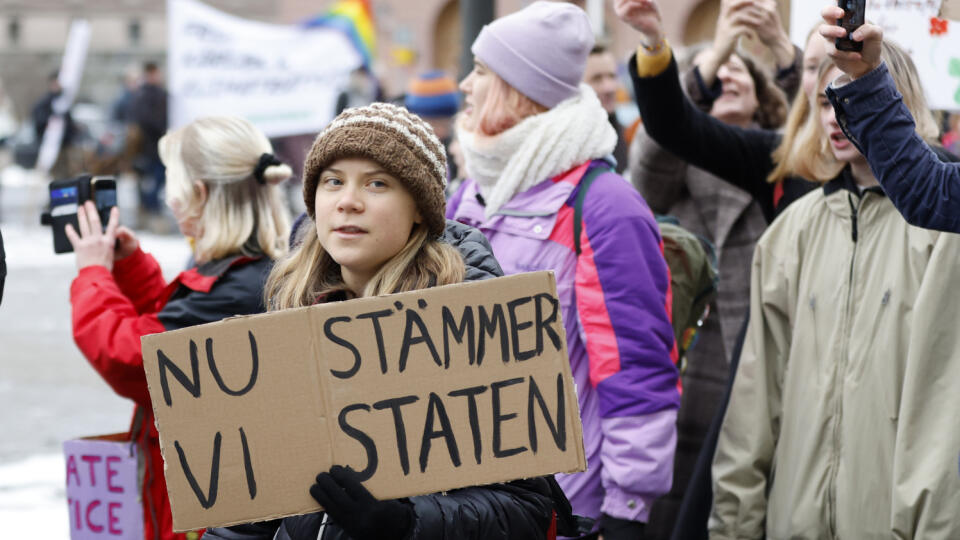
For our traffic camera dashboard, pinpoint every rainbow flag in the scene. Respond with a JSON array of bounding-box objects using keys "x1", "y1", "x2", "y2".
[{"x1": 303, "y1": 0, "x2": 376, "y2": 68}]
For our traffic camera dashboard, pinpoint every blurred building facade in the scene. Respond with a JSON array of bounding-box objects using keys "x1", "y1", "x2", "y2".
[{"x1": 0, "y1": 0, "x2": 791, "y2": 123}]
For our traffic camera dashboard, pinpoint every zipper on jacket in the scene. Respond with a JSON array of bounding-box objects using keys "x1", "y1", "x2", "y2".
[
  {"x1": 847, "y1": 194, "x2": 859, "y2": 243},
  {"x1": 828, "y1": 193, "x2": 866, "y2": 537}
]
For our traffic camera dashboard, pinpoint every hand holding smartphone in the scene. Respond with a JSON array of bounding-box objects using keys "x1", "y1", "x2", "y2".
[{"x1": 836, "y1": 0, "x2": 866, "y2": 52}]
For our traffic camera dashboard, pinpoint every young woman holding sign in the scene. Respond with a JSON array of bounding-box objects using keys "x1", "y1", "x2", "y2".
[
  {"x1": 204, "y1": 103, "x2": 579, "y2": 540},
  {"x1": 68, "y1": 116, "x2": 292, "y2": 540}
]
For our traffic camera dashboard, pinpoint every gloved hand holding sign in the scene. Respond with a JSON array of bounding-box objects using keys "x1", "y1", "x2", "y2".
[{"x1": 310, "y1": 465, "x2": 415, "y2": 540}]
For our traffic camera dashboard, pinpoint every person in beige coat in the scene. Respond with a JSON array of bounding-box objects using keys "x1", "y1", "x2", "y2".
[{"x1": 709, "y1": 40, "x2": 960, "y2": 539}]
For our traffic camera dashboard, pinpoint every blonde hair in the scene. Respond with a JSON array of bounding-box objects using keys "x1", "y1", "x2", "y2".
[
  {"x1": 767, "y1": 25, "x2": 821, "y2": 185},
  {"x1": 160, "y1": 116, "x2": 292, "y2": 263},
  {"x1": 474, "y1": 71, "x2": 548, "y2": 136},
  {"x1": 791, "y1": 40, "x2": 941, "y2": 183},
  {"x1": 264, "y1": 221, "x2": 465, "y2": 309},
  {"x1": 767, "y1": 90, "x2": 812, "y2": 184}
]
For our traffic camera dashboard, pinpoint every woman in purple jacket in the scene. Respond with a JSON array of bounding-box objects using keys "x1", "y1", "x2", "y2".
[{"x1": 446, "y1": 2, "x2": 680, "y2": 538}]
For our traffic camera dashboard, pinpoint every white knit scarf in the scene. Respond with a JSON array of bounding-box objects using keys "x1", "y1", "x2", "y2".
[{"x1": 456, "y1": 84, "x2": 618, "y2": 218}]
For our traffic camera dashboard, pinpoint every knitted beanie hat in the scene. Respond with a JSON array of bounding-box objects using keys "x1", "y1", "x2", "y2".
[
  {"x1": 471, "y1": 1, "x2": 594, "y2": 108},
  {"x1": 303, "y1": 103, "x2": 448, "y2": 237},
  {"x1": 405, "y1": 71, "x2": 460, "y2": 117}
]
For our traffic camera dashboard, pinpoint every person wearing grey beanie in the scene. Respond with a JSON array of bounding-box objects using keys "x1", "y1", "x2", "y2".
[{"x1": 447, "y1": 2, "x2": 680, "y2": 539}]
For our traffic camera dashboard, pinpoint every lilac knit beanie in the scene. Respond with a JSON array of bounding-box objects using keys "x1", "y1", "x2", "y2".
[{"x1": 471, "y1": 1, "x2": 594, "y2": 108}]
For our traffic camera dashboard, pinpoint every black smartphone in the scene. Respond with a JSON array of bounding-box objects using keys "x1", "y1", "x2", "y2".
[
  {"x1": 43, "y1": 175, "x2": 118, "y2": 254},
  {"x1": 836, "y1": 0, "x2": 866, "y2": 52}
]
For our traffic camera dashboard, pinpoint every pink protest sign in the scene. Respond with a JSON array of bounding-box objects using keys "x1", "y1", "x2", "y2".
[{"x1": 64, "y1": 434, "x2": 143, "y2": 539}]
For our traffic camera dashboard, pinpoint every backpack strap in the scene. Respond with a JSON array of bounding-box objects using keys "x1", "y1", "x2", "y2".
[{"x1": 573, "y1": 166, "x2": 613, "y2": 255}]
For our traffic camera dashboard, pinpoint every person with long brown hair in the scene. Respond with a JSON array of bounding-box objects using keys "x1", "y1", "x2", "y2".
[{"x1": 207, "y1": 102, "x2": 578, "y2": 540}]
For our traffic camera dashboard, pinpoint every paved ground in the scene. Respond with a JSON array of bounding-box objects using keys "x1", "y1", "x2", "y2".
[{"x1": 1, "y1": 199, "x2": 189, "y2": 537}]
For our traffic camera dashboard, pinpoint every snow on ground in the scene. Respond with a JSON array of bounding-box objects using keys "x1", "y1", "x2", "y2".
[
  {"x1": 0, "y1": 454, "x2": 70, "y2": 537},
  {"x1": 1, "y1": 176, "x2": 190, "y2": 536}
]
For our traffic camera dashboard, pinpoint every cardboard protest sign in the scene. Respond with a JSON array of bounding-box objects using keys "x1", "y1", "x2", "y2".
[
  {"x1": 141, "y1": 271, "x2": 586, "y2": 531},
  {"x1": 64, "y1": 434, "x2": 143, "y2": 539},
  {"x1": 791, "y1": 0, "x2": 960, "y2": 111},
  {"x1": 168, "y1": 0, "x2": 363, "y2": 137},
  {"x1": 942, "y1": 0, "x2": 960, "y2": 20}
]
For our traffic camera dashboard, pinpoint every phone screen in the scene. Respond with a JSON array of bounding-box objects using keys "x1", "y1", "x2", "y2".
[
  {"x1": 95, "y1": 188, "x2": 117, "y2": 208},
  {"x1": 836, "y1": 0, "x2": 866, "y2": 52}
]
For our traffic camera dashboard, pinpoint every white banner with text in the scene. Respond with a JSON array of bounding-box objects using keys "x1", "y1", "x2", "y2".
[{"x1": 168, "y1": 0, "x2": 364, "y2": 137}]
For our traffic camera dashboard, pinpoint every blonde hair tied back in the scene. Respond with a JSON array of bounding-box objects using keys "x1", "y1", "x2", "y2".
[
  {"x1": 261, "y1": 163, "x2": 294, "y2": 186},
  {"x1": 160, "y1": 115, "x2": 291, "y2": 263}
]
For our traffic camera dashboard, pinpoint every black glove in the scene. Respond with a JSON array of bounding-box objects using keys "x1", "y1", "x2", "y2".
[
  {"x1": 309, "y1": 465, "x2": 414, "y2": 540},
  {"x1": 599, "y1": 513, "x2": 645, "y2": 540}
]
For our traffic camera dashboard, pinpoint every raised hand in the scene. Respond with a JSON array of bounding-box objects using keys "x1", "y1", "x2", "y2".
[
  {"x1": 65, "y1": 201, "x2": 120, "y2": 271},
  {"x1": 614, "y1": 0, "x2": 664, "y2": 47},
  {"x1": 715, "y1": 0, "x2": 759, "y2": 60},
  {"x1": 819, "y1": 5, "x2": 883, "y2": 79},
  {"x1": 697, "y1": 0, "x2": 756, "y2": 86},
  {"x1": 750, "y1": 0, "x2": 796, "y2": 68}
]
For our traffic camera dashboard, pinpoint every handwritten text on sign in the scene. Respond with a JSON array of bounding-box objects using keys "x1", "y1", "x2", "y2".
[
  {"x1": 63, "y1": 436, "x2": 143, "y2": 539},
  {"x1": 141, "y1": 272, "x2": 586, "y2": 531}
]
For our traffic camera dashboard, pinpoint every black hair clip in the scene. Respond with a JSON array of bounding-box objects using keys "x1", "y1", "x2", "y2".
[{"x1": 253, "y1": 153, "x2": 282, "y2": 184}]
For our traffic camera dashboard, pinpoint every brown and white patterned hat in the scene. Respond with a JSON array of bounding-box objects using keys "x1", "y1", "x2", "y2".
[{"x1": 303, "y1": 102, "x2": 448, "y2": 236}]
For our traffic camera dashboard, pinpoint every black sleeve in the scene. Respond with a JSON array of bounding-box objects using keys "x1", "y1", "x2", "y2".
[
  {"x1": 682, "y1": 66, "x2": 722, "y2": 112},
  {"x1": 630, "y1": 53, "x2": 783, "y2": 222},
  {"x1": 406, "y1": 480, "x2": 556, "y2": 540},
  {"x1": 774, "y1": 45, "x2": 803, "y2": 103}
]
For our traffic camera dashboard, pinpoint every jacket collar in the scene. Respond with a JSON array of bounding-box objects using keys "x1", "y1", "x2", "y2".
[
  {"x1": 822, "y1": 166, "x2": 886, "y2": 198},
  {"x1": 477, "y1": 159, "x2": 613, "y2": 218},
  {"x1": 176, "y1": 254, "x2": 263, "y2": 293}
]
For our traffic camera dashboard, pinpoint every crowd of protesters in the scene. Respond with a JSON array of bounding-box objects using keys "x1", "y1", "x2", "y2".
[{"x1": 62, "y1": 0, "x2": 960, "y2": 539}]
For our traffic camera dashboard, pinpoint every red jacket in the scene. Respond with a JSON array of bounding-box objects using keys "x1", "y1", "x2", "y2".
[{"x1": 71, "y1": 248, "x2": 272, "y2": 540}]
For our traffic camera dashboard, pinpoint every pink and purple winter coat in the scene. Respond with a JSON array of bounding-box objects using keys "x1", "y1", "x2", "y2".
[{"x1": 447, "y1": 159, "x2": 680, "y2": 526}]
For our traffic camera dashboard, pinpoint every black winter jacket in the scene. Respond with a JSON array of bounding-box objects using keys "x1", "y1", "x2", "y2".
[
  {"x1": 441, "y1": 219, "x2": 503, "y2": 281},
  {"x1": 205, "y1": 220, "x2": 571, "y2": 540},
  {"x1": 203, "y1": 476, "x2": 574, "y2": 540}
]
